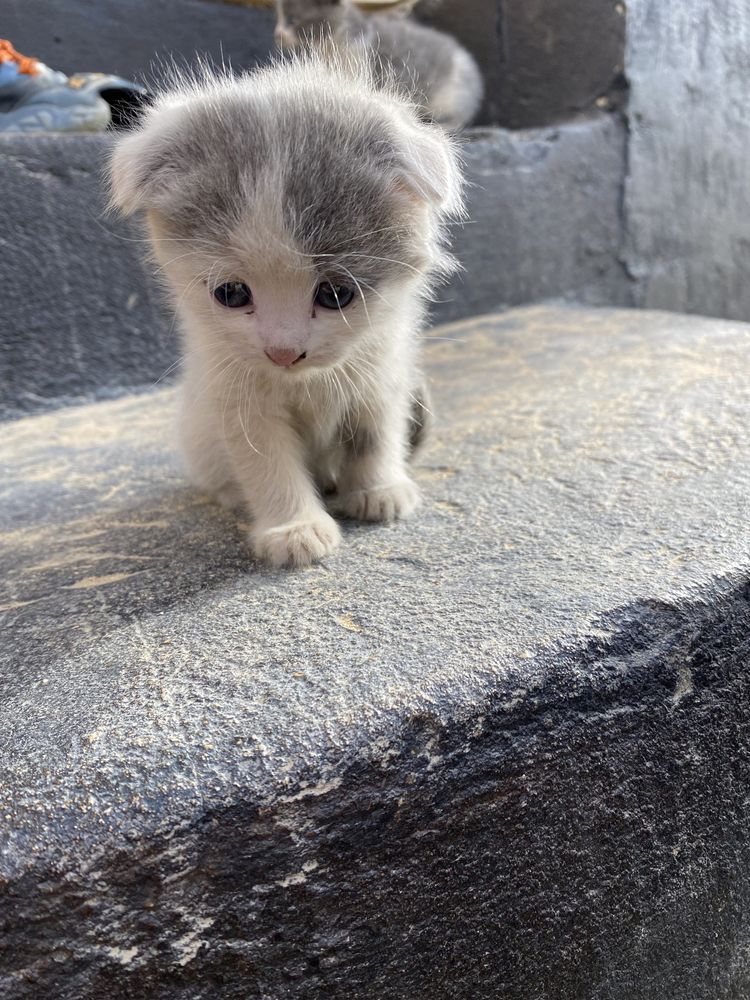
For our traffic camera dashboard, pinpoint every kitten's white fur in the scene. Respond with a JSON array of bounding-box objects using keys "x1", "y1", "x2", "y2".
[{"x1": 109, "y1": 57, "x2": 463, "y2": 567}]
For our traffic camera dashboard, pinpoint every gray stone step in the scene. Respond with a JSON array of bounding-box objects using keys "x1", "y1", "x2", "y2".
[{"x1": 2, "y1": 305, "x2": 750, "y2": 999}]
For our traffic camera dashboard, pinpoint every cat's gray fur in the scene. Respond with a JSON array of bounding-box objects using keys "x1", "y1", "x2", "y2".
[
  {"x1": 109, "y1": 56, "x2": 463, "y2": 567},
  {"x1": 275, "y1": 0, "x2": 483, "y2": 129}
]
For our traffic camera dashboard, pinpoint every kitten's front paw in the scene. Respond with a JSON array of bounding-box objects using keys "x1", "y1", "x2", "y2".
[
  {"x1": 251, "y1": 513, "x2": 342, "y2": 568},
  {"x1": 342, "y1": 479, "x2": 420, "y2": 522}
]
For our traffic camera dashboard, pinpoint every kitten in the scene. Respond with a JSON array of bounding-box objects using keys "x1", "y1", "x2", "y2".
[
  {"x1": 275, "y1": 0, "x2": 484, "y2": 129},
  {"x1": 109, "y1": 57, "x2": 463, "y2": 568}
]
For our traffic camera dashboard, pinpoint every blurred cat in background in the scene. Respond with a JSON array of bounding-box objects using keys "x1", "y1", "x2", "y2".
[{"x1": 275, "y1": 0, "x2": 483, "y2": 129}]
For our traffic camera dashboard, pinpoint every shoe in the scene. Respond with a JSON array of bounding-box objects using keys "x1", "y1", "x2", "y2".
[{"x1": 0, "y1": 40, "x2": 147, "y2": 133}]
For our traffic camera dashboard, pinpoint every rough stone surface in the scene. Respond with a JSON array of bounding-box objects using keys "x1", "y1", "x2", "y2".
[
  {"x1": 623, "y1": 0, "x2": 750, "y2": 321},
  {"x1": 2, "y1": 306, "x2": 750, "y2": 999},
  {"x1": 0, "y1": 117, "x2": 630, "y2": 418}
]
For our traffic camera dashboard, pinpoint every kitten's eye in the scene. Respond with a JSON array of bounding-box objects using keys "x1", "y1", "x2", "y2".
[
  {"x1": 213, "y1": 282, "x2": 252, "y2": 308},
  {"x1": 315, "y1": 282, "x2": 355, "y2": 310}
]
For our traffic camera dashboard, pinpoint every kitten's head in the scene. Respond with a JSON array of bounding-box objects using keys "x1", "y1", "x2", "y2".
[
  {"x1": 275, "y1": 0, "x2": 351, "y2": 49},
  {"x1": 109, "y1": 58, "x2": 462, "y2": 376}
]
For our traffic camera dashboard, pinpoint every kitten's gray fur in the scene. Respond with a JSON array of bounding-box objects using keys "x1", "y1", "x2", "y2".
[
  {"x1": 275, "y1": 0, "x2": 483, "y2": 129},
  {"x1": 109, "y1": 56, "x2": 463, "y2": 567}
]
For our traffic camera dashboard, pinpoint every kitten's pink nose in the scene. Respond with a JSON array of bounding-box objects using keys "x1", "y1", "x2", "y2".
[{"x1": 265, "y1": 348, "x2": 304, "y2": 368}]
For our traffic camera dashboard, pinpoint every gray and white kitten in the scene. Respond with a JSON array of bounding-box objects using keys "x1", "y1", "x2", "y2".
[
  {"x1": 275, "y1": 0, "x2": 484, "y2": 129},
  {"x1": 109, "y1": 57, "x2": 463, "y2": 568}
]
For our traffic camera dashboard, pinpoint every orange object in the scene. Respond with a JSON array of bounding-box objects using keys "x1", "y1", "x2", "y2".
[{"x1": 0, "y1": 40, "x2": 40, "y2": 76}]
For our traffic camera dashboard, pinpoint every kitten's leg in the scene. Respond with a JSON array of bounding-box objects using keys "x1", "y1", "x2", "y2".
[
  {"x1": 222, "y1": 410, "x2": 341, "y2": 568},
  {"x1": 339, "y1": 387, "x2": 420, "y2": 522}
]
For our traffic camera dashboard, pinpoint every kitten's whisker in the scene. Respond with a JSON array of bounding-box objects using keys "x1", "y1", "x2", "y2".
[
  {"x1": 154, "y1": 335, "x2": 235, "y2": 390},
  {"x1": 408, "y1": 390, "x2": 434, "y2": 419},
  {"x1": 89, "y1": 211, "x2": 220, "y2": 251},
  {"x1": 335, "y1": 299, "x2": 353, "y2": 330},
  {"x1": 337, "y1": 266, "x2": 373, "y2": 330},
  {"x1": 190, "y1": 356, "x2": 240, "y2": 402},
  {"x1": 290, "y1": 224, "x2": 410, "y2": 257},
  {"x1": 339, "y1": 379, "x2": 361, "y2": 447},
  {"x1": 183, "y1": 358, "x2": 241, "y2": 418},
  {"x1": 338, "y1": 252, "x2": 425, "y2": 277},
  {"x1": 302, "y1": 376, "x2": 314, "y2": 412},
  {"x1": 330, "y1": 224, "x2": 411, "y2": 248},
  {"x1": 168, "y1": 265, "x2": 217, "y2": 321},
  {"x1": 221, "y1": 362, "x2": 246, "y2": 442},
  {"x1": 237, "y1": 369, "x2": 264, "y2": 457},
  {"x1": 336, "y1": 364, "x2": 377, "y2": 430},
  {"x1": 330, "y1": 370, "x2": 357, "y2": 441},
  {"x1": 152, "y1": 249, "x2": 212, "y2": 279},
  {"x1": 153, "y1": 356, "x2": 184, "y2": 386},
  {"x1": 193, "y1": 353, "x2": 240, "y2": 394},
  {"x1": 348, "y1": 276, "x2": 393, "y2": 309}
]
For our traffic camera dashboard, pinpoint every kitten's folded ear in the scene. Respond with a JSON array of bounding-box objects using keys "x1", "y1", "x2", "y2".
[
  {"x1": 108, "y1": 108, "x2": 185, "y2": 217},
  {"x1": 391, "y1": 118, "x2": 464, "y2": 218}
]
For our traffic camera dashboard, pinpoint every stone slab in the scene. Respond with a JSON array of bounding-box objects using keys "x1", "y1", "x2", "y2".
[
  {"x1": 2, "y1": 306, "x2": 750, "y2": 998},
  {"x1": 0, "y1": 115, "x2": 630, "y2": 418}
]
